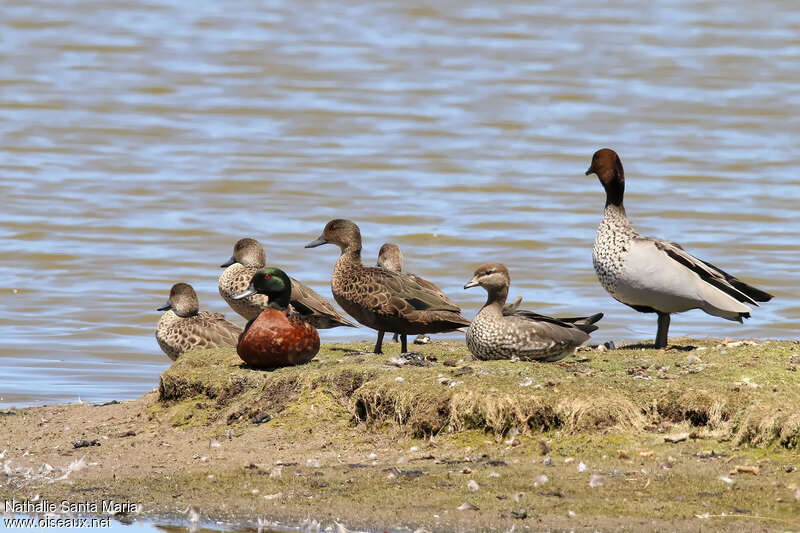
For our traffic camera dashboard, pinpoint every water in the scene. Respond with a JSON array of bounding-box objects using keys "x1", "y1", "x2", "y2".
[{"x1": 1, "y1": 0, "x2": 798, "y2": 408}]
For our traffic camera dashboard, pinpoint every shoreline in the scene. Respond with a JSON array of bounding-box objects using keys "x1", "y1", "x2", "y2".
[{"x1": 2, "y1": 339, "x2": 799, "y2": 532}]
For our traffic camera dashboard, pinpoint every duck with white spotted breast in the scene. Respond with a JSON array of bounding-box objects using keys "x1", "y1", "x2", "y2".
[
  {"x1": 585, "y1": 148, "x2": 772, "y2": 349},
  {"x1": 464, "y1": 263, "x2": 602, "y2": 362},
  {"x1": 306, "y1": 220, "x2": 470, "y2": 354}
]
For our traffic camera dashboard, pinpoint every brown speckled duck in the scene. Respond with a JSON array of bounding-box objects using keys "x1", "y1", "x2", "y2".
[
  {"x1": 156, "y1": 283, "x2": 242, "y2": 361},
  {"x1": 306, "y1": 220, "x2": 470, "y2": 354},
  {"x1": 219, "y1": 237, "x2": 357, "y2": 329},
  {"x1": 232, "y1": 267, "x2": 320, "y2": 367},
  {"x1": 586, "y1": 148, "x2": 772, "y2": 348},
  {"x1": 464, "y1": 264, "x2": 603, "y2": 362}
]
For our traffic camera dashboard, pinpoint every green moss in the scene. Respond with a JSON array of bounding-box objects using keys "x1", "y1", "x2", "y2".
[{"x1": 155, "y1": 339, "x2": 800, "y2": 449}]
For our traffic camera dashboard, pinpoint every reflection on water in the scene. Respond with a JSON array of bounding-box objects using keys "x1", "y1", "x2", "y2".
[{"x1": 1, "y1": 0, "x2": 798, "y2": 407}]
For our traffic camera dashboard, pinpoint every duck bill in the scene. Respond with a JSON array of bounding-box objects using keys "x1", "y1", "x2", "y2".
[
  {"x1": 232, "y1": 285, "x2": 257, "y2": 300},
  {"x1": 157, "y1": 302, "x2": 172, "y2": 311},
  {"x1": 220, "y1": 256, "x2": 236, "y2": 268},
  {"x1": 304, "y1": 235, "x2": 328, "y2": 248},
  {"x1": 463, "y1": 277, "x2": 480, "y2": 289},
  {"x1": 585, "y1": 166, "x2": 594, "y2": 176}
]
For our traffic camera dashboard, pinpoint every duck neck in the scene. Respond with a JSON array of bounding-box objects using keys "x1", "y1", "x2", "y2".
[
  {"x1": 267, "y1": 290, "x2": 291, "y2": 311},
  {"x1": 336, "y1": 242, "x2": 363, "y2": 267},
  {"x1": 482, "y1": 286, "x2": 508, "y2": 315}
]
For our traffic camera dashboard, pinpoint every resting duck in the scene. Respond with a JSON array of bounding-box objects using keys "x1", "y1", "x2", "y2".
[
  {"x1": 377, "y1": 243, "x2": 523, "y2": 349},
  {"x1": 219, "y1": 237, "x2": 357, "y2": 329},
  {"x1": 232, "y1": 267, "x2": 320, "y2": 367},
  {"x1": 305, "y1": 220, "x2": 470, "y2": 354},
  {"x1": 585, "y1": 148, "x2": 772, "y2": 348},
  {"x1": 464, "y1": 263, "x2": 602, "y2": 361},
  {"x1": 156, "y1": 283, "x2": 242, "y2": 361}
]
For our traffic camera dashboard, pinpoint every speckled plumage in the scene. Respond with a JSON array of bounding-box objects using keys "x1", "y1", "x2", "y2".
[
  {"x1": 219, "y1": 237, "x2": 357, "y2": 329},
  {"x1": 307, "y1": 220, "x2": 470, "y2": 354},
  {"x1": 464, "y1": 264, "x2": 602, "y2": 362},
  {"x1": 586, "y1": 148, "x2": 772, "y2": 348},
  {"x1": 233, "y1": 268, "x2": 320, "y2": 367},
  {"x1": 155, "y1": 283, "x2": 241, "y2": 361}
]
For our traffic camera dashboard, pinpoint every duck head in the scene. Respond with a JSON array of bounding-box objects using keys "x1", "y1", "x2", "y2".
[
  {"x1": 464, "y1": 263, "x2": 511, "y2": 305},
  {"x1": 233, "y1": 267, "x2": 292, "y2": 310},
  {"x1": 305, "y1": 219, "x2": 362, "y2": 253},
  {"x1": 157, "y1": 283, "x2": 200, "y2": 317},
  {"x1": 221, "y1": 237, "x2": 266, "y2": 268},
  {"x1": 377, "y1": 242, "x2": 403, "y2": 272},
  {"x1": 585, "y1": 148, "x2": 625, "y2": 207}
]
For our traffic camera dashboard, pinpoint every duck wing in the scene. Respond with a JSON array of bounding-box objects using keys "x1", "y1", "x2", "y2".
[
  {"x1": 195, "y1": 312, "x2": 243, "y2": 347},
  {"x1": 510, "y1": 310, "x2": 603, "y2": 334},
  {"x1": 502, "y1": 296, "x2": 523, "y2": 315},
  {"x1": 289, "y1": 277, "x2": 358, "y2": 328},
  {"x1": 500, "y1": 313, "x2": 593, "y2": 357},
  {"x1": 650, "y1": 238, "x2": 772, "y2": 305},
  {"x1": 374, "y1": 267, "x2": 463, "y2": 314},
  {"x1": 407, "y1": 273, "x2": 456, "y2": 305}
]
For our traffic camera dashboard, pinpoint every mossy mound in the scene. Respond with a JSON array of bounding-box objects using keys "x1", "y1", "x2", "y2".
[{"x1": 157, "y1": 338, "x2": 800, "y2": 448}]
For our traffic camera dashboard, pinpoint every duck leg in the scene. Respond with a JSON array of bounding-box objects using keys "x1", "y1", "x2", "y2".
[
  {"x1": 374, "y1": 331, "x2": 385, "y2": 354},
  {"x1": 655, "y1": 313, "x2": 670, "y2": 349},
  {"x1": 400, "y1": 334, "x2": 408, "y2": 354}
]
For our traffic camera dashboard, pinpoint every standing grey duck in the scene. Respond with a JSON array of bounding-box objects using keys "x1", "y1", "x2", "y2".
[
  {"x1": 156, "y1": 283, "x2": 242, "y2": 361},
  {"x1": 305, "y1": 220, "x2": 470, "y2": 354},
  {"x1": 585, "y1": 148, "x2": 772, "y2": 349},
  {"x1": 219, "y1": 237, "x2": 357, "y2": 329},
  {"x1": 464, "y1": 263, "x2": 602, "y2": 362}
]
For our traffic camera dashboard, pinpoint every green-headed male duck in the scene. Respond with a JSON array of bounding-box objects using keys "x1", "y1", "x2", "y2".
[
  {"x1": 156, "y1": 283, "x2": 242, "y2": 361},
  {"x1": 233, "y1": 267, "x2": 320, "y2": 367},
  {"x1": 306, "y1": 220, "x2": 470, "y2": 354},
  {"x1": 219, "y1": 237, "x2": 357, "y2": 329},
  {"x1": 464, "y1": 263, "x2": 603, "y2": 362},
  {"x1": 586, "y1": 148, "x2": 772, "y2": 348}
]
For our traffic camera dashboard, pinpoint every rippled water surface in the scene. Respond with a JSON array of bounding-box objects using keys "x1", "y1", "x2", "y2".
[{"x1": 1, "y1": 0, "x2": 798, "y2": 407}]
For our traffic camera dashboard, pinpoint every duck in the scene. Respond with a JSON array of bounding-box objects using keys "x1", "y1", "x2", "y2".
[
  {"x1": 376, "y1": 242, "x2": 524, "y2": 349},
  {"x1": 219, "y1": 237, "x2": 357, "y2": 329},
  {"x1": 156, "y1": 283, "x2": 242, "y2": 361},
  {"x1": 232, "y1": 267, "x2": 320, "y2": 367},
  {"x1": 464, "y1": 263, "x2": 603, "y2": 361},
  {"x1": 305, "y1": 220, "x2": 470, "y2": 354},
  {"x1": 585, "y1": 148, "x2": 772, "y2": 348}
]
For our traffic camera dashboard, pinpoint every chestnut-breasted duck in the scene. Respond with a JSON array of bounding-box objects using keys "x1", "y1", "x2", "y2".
[
  {"x1": 219, "y1": 237, "x2": 357, "y2": 329},
  {"x1": 232, "y1": 267, "x2": 320, "y2": 367},
  {"x1": 585, "y1": 148, "x2": 772, "y2": 348},
  {"x1": 156, "y1": 283, "x2": 241, "y2": 361},
  {"x1": 306, "y1": 220, "x2": 470, "y2": 354},
  {"x1": 464, "y1": 263, "x2": 602, "y2": 361}
]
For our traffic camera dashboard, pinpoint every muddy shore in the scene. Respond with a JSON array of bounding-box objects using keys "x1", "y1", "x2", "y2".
[{"x1": 2, "y1": 339, "x2": 799, "y2": 531}]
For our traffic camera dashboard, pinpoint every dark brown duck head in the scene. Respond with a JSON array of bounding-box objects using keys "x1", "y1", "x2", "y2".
[
  {"x1": 585, "y1": 148, "x2": 625, "y2": 207},
  {"x1": 464, "y1": 263, "x2": 510, "y2": 303},
  {"x1": 157, "y1": 283, "x2": 200, "y2": 317},
  {"x1": 305, "y1": 219, "x2": 362, "y2": 254},
  {"x1": 221, "y1": 237, "x2": 266, "y2": 268},
  {"x1": 377, "y1": 242, "x2": 403, "y2": 272}
]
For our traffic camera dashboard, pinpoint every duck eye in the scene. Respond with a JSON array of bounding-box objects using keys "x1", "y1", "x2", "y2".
[
  {"x1": 265, "y1": 274, "x2": 271, "y2": 279},
  {"x1": 330, "y1": 225, "x2": 337, "y2": 231}
]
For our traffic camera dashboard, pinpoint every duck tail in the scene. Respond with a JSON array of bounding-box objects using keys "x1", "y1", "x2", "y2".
[{"x1": 565, "y1": 312, "x2": 604, "y2": 334}]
